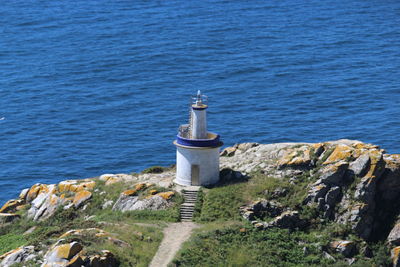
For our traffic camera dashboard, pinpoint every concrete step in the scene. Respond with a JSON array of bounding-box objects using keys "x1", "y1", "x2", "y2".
[
  {"x1": 180, "y1": 212, "x2": 194, "y2": 215},
  {"x1": 180, "y1": 190, "x2": 199, "y2": 222},
  {"x1": 181, "y1": 203, "x2": 195, "y2": 206},
  {"x1": 180, "y1": 211, "x2": 194, "y2": 215},
  {"x1": 181, "y1": 205, "x2": 195, "y2": 209},
  {"x1": 180, "y1": 213, "x2": 194, "y2": 216}
]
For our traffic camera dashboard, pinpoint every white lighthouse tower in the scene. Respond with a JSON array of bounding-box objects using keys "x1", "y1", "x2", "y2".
[{"x1": 174, "y1": 91, "x2": 223, "y2": 186}]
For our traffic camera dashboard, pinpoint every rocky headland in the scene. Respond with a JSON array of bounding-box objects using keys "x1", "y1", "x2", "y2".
[{"x1": 1, "y1": 139, "x2": 400, "y2": 266}]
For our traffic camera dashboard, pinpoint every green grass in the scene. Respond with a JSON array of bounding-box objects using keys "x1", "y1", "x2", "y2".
[
  {"x1": 199, "y1": 182, "x2": 247, "y2": 222},
  {"x1": 94, "y1": 208, "x2": 181, "y2": 223},
  {"x1": 0, "y1": 233, "x2": 27, "y2": 255},
  {"x1": 172, "y1": 223, "x2": 383, "y2": 267},
  {"x1": 192, "y1": 188, "x2": 205, "y2": 221},
  {"x1": 198, "y1": 171, "x2": 316, "y2": 222},
  {"x1": 101, "y1": 223, "x2": 164, "y2": 267},
  {"x1": 173, "y1": 224, "x2": 334, "y2": 267}
]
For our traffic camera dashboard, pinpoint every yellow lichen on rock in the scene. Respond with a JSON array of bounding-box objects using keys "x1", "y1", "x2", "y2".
[
  {"x1": 59, "y1": 180, "x2": 96, "y2": 193},
  {"x1": 60, "y1": 228, "x2": 107, "y2": 239},
  {"x1": 363, "y1": 149, "x2": 384, "y2": 181},
  {"x1": 26, "y1": 184, "x2": 43, "y2": 202},
  {"x1": 25, "y1": 184, "x2": 56, "y2": 202},
  {"x1": 353, "y1": 143, "x2": 379, "y2": 150},
  {"x1": 323, "y1": 144, "x2": 353, "y2": 164},
  {"x1": 288, "y1": 149, "x2": 311, "y2": 166},
  {"x1": 0, "y1": 199, "x2": 24, "y2": 213},
  {"x1": 73, "y1": 190, "x2": 92, "y2": 208},
  {"x1": 68, "y1": 252, "x2": 85, "y2": 266},
  {"x1": 149, "y1": 189, "x2": 158, "y2": 195},
  {"x1": 0, "y1": 247, "x2": 22, "y2": 260},
  {"x1": 89, "y1": 250, "x2": 117, "y2": 266},
  {"x1": 312, "y1": 143, "x2": 324, "y2": 150},
  {"x1": 58, "y1": 180, "x2": 77, "y2": 193},
  {"x1": 60, "y1": 229, "x2": 83, "y2": 238},
  {"x1": 100, "y1": 174, "x2": 124, "y2": 186},
  {"x1": 277, "y1": 150, "x2": 297, "y2": 167},
  {"x1": 75, "y1": 180, "x2": 96, "y2": 192},
  {"x1": 50, "y1": 242, "x2": 83, "y2": 260},
  {"x1": 122, "y1": 189, "x2": 137, "y2": 196},
  {"x1": 220, "y1": 146, "x2": 237, "y2": 157},
  {"x1": 277, "y1": 146, "x2": 313, "y2": 167},
  {"x1": 105, "y1": 177, "x2": 119, "y2": 185},
  {"x1": 385, "y1": 154, "x2": 400, "y2": 169},
  {"x1": 392, "y1": 246, "x2": 400, "y2": 266},
  {"x1": 156, "y1": 191, "x2": 175, "y2": 200},
  {"x1": 123, "y1": 183, "x2": 152, "y2": 196}
]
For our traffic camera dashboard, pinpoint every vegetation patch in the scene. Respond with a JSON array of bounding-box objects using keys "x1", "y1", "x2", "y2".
[
  {"x1": 173, "y1": 224, "x2": 331, "y2": 267},
  {"x1": 0, "y1": 179, "x2": 177, "y2": 266},
  {"x1": 0, "y1": 233, "x2": 27, "y2": 255},
  {"x1": 142, "y1": 166, "x2": 169, "y2": 174},
  {"x1": 198, "y1": 171, "x2": 316, "y2": 222}
]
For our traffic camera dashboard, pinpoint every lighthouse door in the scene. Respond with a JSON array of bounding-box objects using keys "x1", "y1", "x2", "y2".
[{"x1": 191, "y1": 164, "x2": 200, "y2": 186}]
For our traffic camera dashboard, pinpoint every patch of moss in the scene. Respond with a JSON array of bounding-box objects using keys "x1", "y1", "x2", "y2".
[{"x1": 142, "y1": 166, "x2": 168, "y2": 174}]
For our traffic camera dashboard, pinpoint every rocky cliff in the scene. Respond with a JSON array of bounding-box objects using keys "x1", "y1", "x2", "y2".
[
  {"x1": 219, "y1": 140, "x2": 400, "y2": 265},
  {"x1": 1, "y1": 139, "x2": 400, "y2": 266}
]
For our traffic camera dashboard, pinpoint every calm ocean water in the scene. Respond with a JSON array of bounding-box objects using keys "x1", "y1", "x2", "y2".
[{"x1": 1, "y1": 0, "x2": 399, "y2": 205}]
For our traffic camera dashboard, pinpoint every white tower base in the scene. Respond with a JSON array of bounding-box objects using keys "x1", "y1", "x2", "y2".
[{"x1": 174, "y1": 145, "x2": 220, "y2": 186}]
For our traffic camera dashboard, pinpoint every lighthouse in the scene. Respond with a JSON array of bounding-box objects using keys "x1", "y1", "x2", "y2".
[{"x1": 174, "y1": 91, "x2": 223, "y2": 186}]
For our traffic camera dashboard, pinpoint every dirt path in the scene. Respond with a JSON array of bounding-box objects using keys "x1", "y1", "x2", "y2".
[{"x1": 149, "y1": 222, "x2": 198, "y2": 267}]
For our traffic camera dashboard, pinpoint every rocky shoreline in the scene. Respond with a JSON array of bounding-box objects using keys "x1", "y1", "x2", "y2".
[{"x1": 1, "y1": 139, "x2": 400, "y2": 266}]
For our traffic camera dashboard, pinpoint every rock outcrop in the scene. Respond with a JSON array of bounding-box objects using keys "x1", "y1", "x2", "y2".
[
  {"x1": 111, "y1": 183, "x2": 175, "y2": 212},
  {"x1": 220, "y1": 139, "x2": 400, "y2": 265},
  {"x1": 240, "y1": 200, "x2": 303, "y2": 230},
  {"x1": 0, "y1": 246, "x2": 36, "y2": 267},
  {"x1": 329, "y1": 240, "x2": 356, "y2": 258},
  {"x1": 40, "y1": 228, "x2": 121, "y2": 267},
  {"x1": 222, "y1": 140, "x2": 400, "y2": 243}
]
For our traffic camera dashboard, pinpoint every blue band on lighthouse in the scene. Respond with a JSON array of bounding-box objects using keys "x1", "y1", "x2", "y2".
[{"x1": 176, "y1": 133, "x2": 222, "y2": 148}]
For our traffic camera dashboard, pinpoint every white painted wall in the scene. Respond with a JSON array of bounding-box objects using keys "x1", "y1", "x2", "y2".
[
  {"x1": 191, "y1": 109, "x2": 207, "y2": 139},
  {"x1": 175, "y1": 146, "x2": 220, "y2": 186}
]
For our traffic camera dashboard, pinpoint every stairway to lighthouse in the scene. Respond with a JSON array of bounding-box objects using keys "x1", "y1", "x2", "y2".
[{"x1": 180, "y1": 189, "x2": 199, "y2": 222}]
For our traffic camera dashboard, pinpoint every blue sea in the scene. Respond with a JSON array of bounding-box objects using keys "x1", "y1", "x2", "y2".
[{"x1": 1, "y1": 0, "x2": 399, "y2": 205}]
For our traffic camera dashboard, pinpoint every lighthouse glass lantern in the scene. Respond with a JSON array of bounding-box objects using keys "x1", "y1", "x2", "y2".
[{"x1": 173, "y1": 91, "x2": 223, "y2": 186}]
